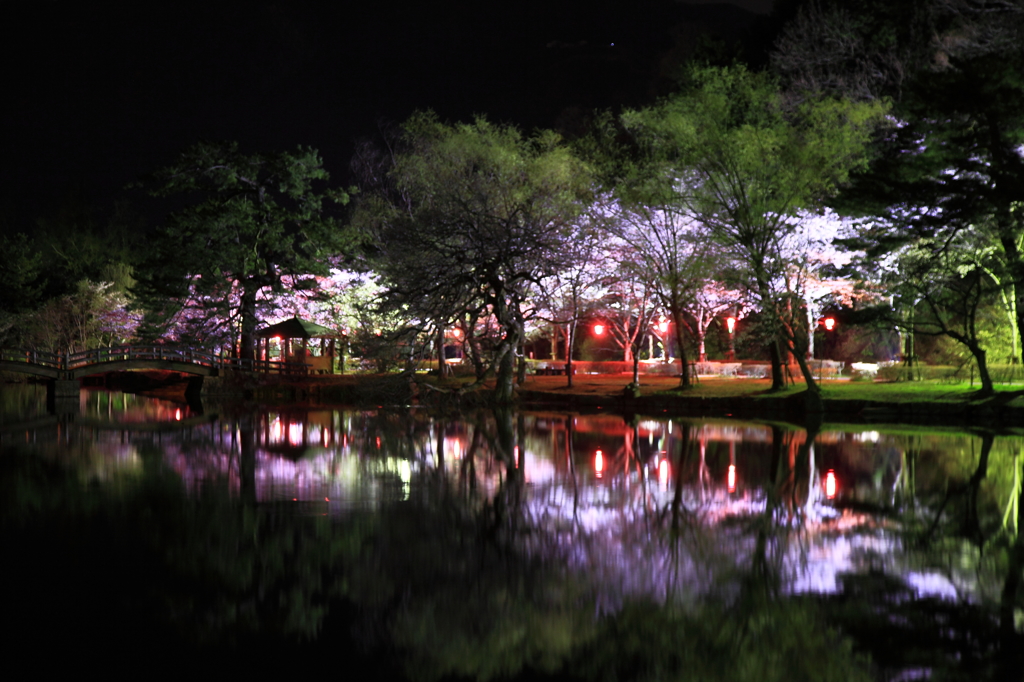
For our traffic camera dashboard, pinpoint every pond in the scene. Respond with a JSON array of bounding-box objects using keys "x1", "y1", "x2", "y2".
[{"x1": 2, "y1": 384, "x2": 1022, "y2": 680}]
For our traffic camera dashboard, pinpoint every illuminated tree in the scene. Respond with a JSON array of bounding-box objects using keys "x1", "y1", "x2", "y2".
[
  {"x1": 776, "y1": 0, "x2": 1024, "y2": 371},
  {"x1": 135, "y1": 142, "x2": 352, "y2": 358},
  {"x1": 618, "y1": 65, "x2": 885, "y2": 397},
  {"x1": 358, "y1": 113, "x2": 592, "y2": 402},
  {"x1": 601, "y1": 201, "x2": 719, "y2": 388},
  {"x1": 533, "y1": 214, "x2": 610, "y2": 386}
]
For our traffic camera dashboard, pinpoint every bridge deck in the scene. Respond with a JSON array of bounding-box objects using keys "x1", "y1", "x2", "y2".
[{"x1": 1, "y1": 345, "x2": 311, "y2": 379}]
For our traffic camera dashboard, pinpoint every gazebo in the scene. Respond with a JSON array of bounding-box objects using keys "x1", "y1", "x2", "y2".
[{"x1": 254, "y1": 316, "x2": 343, "y2": 374}]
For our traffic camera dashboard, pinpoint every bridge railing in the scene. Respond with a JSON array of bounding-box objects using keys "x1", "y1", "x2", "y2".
[
  {"x1": 0, "y1": 347, "x2": 64, "y2": 368},
  {"x1": 221, "y1": 357, "x2": 311, "y2": 374},
  {"x1": 66, "y1": 345, "x2": 223, "y2": 369},
  {"x1": 2, "y1": 345, "x2": 312, "y2": 375}
]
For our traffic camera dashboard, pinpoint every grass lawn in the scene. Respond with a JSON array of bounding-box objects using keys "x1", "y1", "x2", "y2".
[{"x1": 512, "y1": 373, "x2": 1024, "y2": 407}]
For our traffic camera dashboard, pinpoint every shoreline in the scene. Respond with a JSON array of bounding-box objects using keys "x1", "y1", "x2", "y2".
[{"x1": 9, "y1": 370, "x2": 1024, "y2": 429}]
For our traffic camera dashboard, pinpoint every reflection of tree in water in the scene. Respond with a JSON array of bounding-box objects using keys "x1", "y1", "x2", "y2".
[
  {"x1": 817, "y1": 429, "x2": 1024, "y2": 678},
  {"x1": 1, "y1": 443, "x2": 365, "y2": 664},
  {"x1": 7, "y1": 395, "x2": 1022, "y2": 679}
]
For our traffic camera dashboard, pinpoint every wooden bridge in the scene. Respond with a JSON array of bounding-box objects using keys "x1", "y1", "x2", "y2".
[{"x1": 0, "y1": 345, "x2": 312, "y2": 381}]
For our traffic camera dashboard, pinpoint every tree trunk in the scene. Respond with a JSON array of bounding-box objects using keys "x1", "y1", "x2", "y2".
[
  {"x1": 632, "y1": 347, "x2": 641, "y2": 385},
  {"x1": 465, "y1": 313, "x2": 486, "y2": 379},
  {"x1": 516, "y1": 322, "x2": 527, "y2": 385},
  {"x1": 238, "y1": 284, "x2": 259, "y2": 361},
  {"x1": 670, "y1": 308, "x2": 690, "y2": 388},
  {"x1": 493, "y1": 340, "x2": 517, "y2": 404},
  {"x1": 998, "y1": 212, "x2": 1024, "y2": 369},
  {"x1": 769, "y1": 341, "x2": 785, "y2": 391},
  {"x1": 566, "y1": 320, "x2": 576, "y2": 388},
  {"x1": 490, "y1": 287, "x2": 520, "y2": 404},
  {"x1": 969, "y1": 342, "x2": 994, "y2": 395},
  {"x1": 437, "y1": 326, "x2": 449, "y2": 378}
]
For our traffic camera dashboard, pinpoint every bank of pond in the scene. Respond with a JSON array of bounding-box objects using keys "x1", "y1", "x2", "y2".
[{"x1": 1, "y1": 384, "x2": 1022, "y2": 680}]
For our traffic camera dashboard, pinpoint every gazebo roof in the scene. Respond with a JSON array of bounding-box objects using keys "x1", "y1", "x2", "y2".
[{"x1": 255, "y1": 316, "x2": 339, "y2": 339}]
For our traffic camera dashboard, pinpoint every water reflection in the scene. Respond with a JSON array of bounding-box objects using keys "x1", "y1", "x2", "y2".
[{"x1": 2, "y1": 385, "x2": 1021, "y2": 679}]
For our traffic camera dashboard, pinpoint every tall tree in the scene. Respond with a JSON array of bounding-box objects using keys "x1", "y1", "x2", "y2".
[
  {"x1": 358, "y1": 113, "x2": 593, "y2": 403},
  {"x1": 601, "y1": 200, "x2": 716, "y2": 388},
  {"x1": 617, "y1": 64, "x2": 884, "y2": 397},
  {"x1": 888, "y1": 237, "x2": 1001, "y2": 394},
  {"x1": 533, "y1": 215, "x2": 609, "y2": 387},
  {"x1": 776, "y1": 0, "x2": 1024, "y2": 371},
  {"x1": 136, "y1": 142, "x2": 352, "y2": 358}
]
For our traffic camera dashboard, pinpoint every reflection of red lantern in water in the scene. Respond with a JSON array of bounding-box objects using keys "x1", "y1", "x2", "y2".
[
  {"x1": 594, "y1": 450, "x2": 604, "y2": 478},
  {"x1": 727, "y1": 464, "x2": 736, "y2": 493},
  {"x1": 825, "y1": 469, "x2": 837, "y2": 499}
]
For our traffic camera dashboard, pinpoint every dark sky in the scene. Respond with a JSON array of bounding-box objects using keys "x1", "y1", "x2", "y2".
[{"x1": 1, "y1": 1, "x2": 774, "y2": 232}]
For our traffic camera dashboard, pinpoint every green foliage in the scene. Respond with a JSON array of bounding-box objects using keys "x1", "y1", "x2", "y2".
[
  {"x1": 0, "y1": 446, "x2": 365, "y2": 646},
  {"x1": 358, "y1": 112, "x2": 594, "y2": 400},
  {"x1": 616, "y1": 64, "x2": 886, "y2": 390},
  {"x1": 572, "y1": 598, "x2": 872, "y2": 682},
  {"x1": 19, "y1": 279, "x2": 135, "y2": 353},
  {"x1": 135, "y1": 141, "x2": 354, "y2": 355},
  {"x1": 818, "y1": 2, "x2": 1024, "y2": 371},
  {"x1": 0, "y1": 232, "x2": 46, "y2": 315}
]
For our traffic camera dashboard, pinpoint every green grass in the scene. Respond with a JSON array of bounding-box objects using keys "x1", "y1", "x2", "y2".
[
  {"x1": 418, "y1": 371, "x2": 1024, "y2": 408},
  {"x1": 637, "y1": 378, "x2": 1024, "y2": 404}
]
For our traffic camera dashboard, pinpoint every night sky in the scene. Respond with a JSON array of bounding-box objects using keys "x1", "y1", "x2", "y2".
[{"x1": 1, "y1": 1, "x2": 774, "y2": 232}]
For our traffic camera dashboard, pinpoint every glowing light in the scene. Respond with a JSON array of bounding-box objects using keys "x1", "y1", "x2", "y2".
[
  {"x1": 375, "y1": 436, "x2": 381, "y2": 448},
  {"x1": 174, "y1": 408, "x2": 181, "y2": 421},
  {"x1": 726, "y1": 317, "x2": 736, "y2": 334},
  {"x1": 657, "y1": 317, "x2": 669, "y2": 334},
  {"x1": 451, "y1": 328, "x2": 462, "y2": 338},
  {"x1": 727, "y1": 464, "x2": 736, "y2": 493},
  {"x1": 824, "y1": 317, "x2": 836, "y2": 331},
  {"x1": 593, "y1": 323, "x2": 605, "y2": 336},
  {"x1": 594, "y1": 450, "x2": 604, "y2": 478},
  {"x1": 655, "y1": 456, "x2": 671, "y2": 489},
  {"x1": 825, "y1": 469, "x2": 837, "y2": 499}
]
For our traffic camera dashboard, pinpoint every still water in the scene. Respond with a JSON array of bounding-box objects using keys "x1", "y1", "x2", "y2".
[{"x1": 2, "y1": 384, "x2": 1022, "y2": 680}]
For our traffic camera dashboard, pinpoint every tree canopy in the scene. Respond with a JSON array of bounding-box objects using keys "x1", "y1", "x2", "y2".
[
  {"x1": 358, "y1": 112, "x2": 593, "y2": 402},
  {"x1": 615, "y1": 64, "x2": 886, "y2": 394},
  {"x1": 788, "y1": 0, "x2": 1024, "y2": 379},
  {"x1": 135, "y1": 142, "x2": 353, "y2": 358}
]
